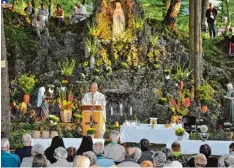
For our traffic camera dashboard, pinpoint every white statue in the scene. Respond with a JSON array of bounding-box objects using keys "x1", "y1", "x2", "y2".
[
  {"x1": 112, "y1": 2, "x2": 125, "y2": 39},
  {"x1": 37, "y1": 87, "x2": 45, "y2": 107}
]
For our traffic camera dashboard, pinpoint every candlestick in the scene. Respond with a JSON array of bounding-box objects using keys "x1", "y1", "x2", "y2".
[
  {"x1": 120, "y1": 103, "x2": 123, "y2": 116},
  {"x1": 111, "y1": 107, "x2": 113, "y2": 116},
  {"x1": 130, "y1": 107, "x2": 132, "y2": 116}
]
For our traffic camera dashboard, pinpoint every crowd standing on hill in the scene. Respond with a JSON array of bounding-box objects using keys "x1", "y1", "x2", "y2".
[{"x1": 1, "y1": 130, "x2": 234, "y2": 167}]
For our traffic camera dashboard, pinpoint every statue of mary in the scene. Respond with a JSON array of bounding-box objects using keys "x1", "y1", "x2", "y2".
[{"x1": 112, "y1": 2, "x2": 125, "y2": 38}]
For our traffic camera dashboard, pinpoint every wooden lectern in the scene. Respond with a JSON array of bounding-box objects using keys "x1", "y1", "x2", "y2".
[{"x1": 81, "y1": 105, "x2": 104, "y2": 138}]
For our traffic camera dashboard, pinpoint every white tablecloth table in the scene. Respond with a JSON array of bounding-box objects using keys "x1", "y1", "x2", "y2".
[
  {"x1": 120, "y1": 124, "x2": 189, "y2": 144},
  {"x1": 166, "y1": 140, "x2": 233, "y2": 156},
  {"x1": 32, "y1": 138, "x2": 104, "y2": 150}
]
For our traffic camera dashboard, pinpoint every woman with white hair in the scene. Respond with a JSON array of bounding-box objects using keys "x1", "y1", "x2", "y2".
[
  {"x1": 50, "y1": 147, "x2": 72, "y2": 167},
  {"x1": 73, "y1": 155, "x2": 90, "y2": 168},
  {"x1": 224, "y1": 83, "x2": 234, "y2": 125}
]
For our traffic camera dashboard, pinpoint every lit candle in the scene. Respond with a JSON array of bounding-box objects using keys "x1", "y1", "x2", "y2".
[
  {"x1": 111, "y1": 107, "x2": 113, "y2": 116},
  {"x1": 130, "y1": 107, "x2": 132, "y2": 116},
  {"x1": 120, "y1": 104, "x2": 123, "y2": 116}
]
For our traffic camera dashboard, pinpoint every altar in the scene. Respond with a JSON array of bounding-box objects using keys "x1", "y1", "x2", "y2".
[
  {"x1": 32, "y1": 138, "x2": 104, "y2": 150},
  {"x1": 120, "y1": 124, "x2": 189, "y2": 144}
]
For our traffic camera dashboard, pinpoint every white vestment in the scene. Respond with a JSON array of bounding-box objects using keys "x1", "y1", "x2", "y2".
[{"x1": 81, "y1": 91, "x2": 106, "y2": 120}]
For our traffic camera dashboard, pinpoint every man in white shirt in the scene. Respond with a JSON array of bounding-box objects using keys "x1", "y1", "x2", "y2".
[{"x1": 70, "y1": 2, "x2": 87, "y2": 25}]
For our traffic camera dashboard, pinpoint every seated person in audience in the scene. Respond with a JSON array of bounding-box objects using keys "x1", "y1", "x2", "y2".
[
  {"x1": 50, "y1": 147, "x2": 72, "y2": 167},
  {"x1": 164, "y1": 161, "x2": 183, "y2": 168},
  {"x1": 37, "y1": 2, "x2": 49, "y2": 22},
  {"x1": 104, "y1": 130, "x2": 125, "y2": 164},
  {"x1": 70, "y1": 2, "x2": 86, "y2": 25},
  {"x1": 171, "y1": 142, "x2": 187, "y2": 167},
  {"x1": 1, "y1": 138, "x2": 20, "y2": 167},
  {"x1": 67, "y1": 147, "x2": 77, "y2": 162},
  {"x1": 138, "y1": 139, "x2": 154, "y2": 163},
  {"x1": 73, "y1": 155, "x2": 90, "y2": 168},
  {"x1": 70, "y1": 6, "x2": 78, "y2": 24},
  {"x1": 194, "y1": 153, "x2": 207, "y2": 168},
  {"x1": 21, "y1": 144, "x2": 50, "y2": 167},
  {"x1": 53, "y1": 4, "x2": 64, "y2": 26},
  {"x1": 83, "y1": 151, "x2": 97, "y2": 167},
  {"x1": 32, "y1": 14, "x2": 50, "y2": 40},
  {"x1": 117, "y1": 147, "x2": 142, "y2": 167},
  {"x1": 218, "y1": 142, "x2": 234, "y2": 167},
  {"x1": 24, "y1": 2, "x2": 35, "y2": 19},
  {"x1": 224, "y1": 155, "x2": 234, "y2": 167},
  {"x1": 15, "y1": 133, "x2": 32, "y2": 162},
  {"x1": 141, "y1": 160, "x2": 153, "y2": 168},
  {"x1": 93, "y1": 142, "x2": 115, "y2": 167},
  {"x1": 45, "y1": 136, "x2": 65, "y2": 164},
  {"x1": 77, "y1": 135, "x2": 93, "y2": 155},
  {"x1": 32, "y1": 154, "x2": 47, "y2": 167},
  {"x1": 161, "y1": 148, "x2": 173, "y2": 166},
  {"x1": 152, "y1": 151, "x2": 166, "y2": 167}
]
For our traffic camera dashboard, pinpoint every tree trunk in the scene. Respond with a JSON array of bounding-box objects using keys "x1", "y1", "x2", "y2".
[
  {"x1": 189, "y1": 0, "x2": 194, "y2": 70},
  {"x1": 194, "y1": 0, "x2": 202, "y2": 104},
  {"x1": 1, "y1": 9, "x2": 11, "y2": 138},
  {"x1": 225, "y1": 0, "x2": 231, "y2": 35},
  {"x1": 163, "y1": 0, "x2": 171, "y2": 17},
  {"x1": 201, "y1": 0, "x2": 209, "y2": 32},
  {"x1": 163, "y1": 0, "x2": 182, "y2": 30},
  {"x1": 49, "y1": 0, "x2": 53, "y2": 17}
]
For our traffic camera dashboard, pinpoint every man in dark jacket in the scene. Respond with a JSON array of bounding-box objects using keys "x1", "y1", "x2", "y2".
[
  {"x1": 15, "y1": 134, "x2": 32, "y2": 162},
  {"x1": 206, "y1": 2, "x2": 218, "y2": 39}
]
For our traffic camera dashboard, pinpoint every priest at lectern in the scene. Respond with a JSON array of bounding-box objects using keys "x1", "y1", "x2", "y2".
[{"x1": 82, "y1": 82, "x2": 107, "y2": 135}]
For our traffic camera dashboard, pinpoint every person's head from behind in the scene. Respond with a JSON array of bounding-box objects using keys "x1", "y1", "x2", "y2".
[
  {"x1": 67, "y1": 147, "x2": 76, "y2": 162},
  {"x1": 152, "y1": 151, "x2": 166, "y2": 167},
  {"x1": 73, "y1": 155, "x2": 90, "y2": 168},
  {"x1": 92, "y1": 142, "x2": 104, "y2": 156},
  {"x1": 169, "y1": 161, "x2": 183, "y2": 168},
  {"x1": 50, "y1": 136, "x2": 65, "y2": 150},
  {"x1": 32, "y1": 154, "x2": 47, "y2": 167},
  {"x1": 161, "y1": 148, "x2": 173, "y2": 162},
  {"x1": 41, "y1": 2, "x2": 45, "y2": 9},
  {"x1": 140, "y1": 139, "x2": 150, "y2": 151},
  {"x1": 209, "y1": 2, "x2": 214, "y2": 9},
  {"x1": 54, "y1": 147, "x2": 67, "y2": 160},
  {"x1": 229, "y1": 142, "x2": 234, "y2": 153},
  {"x1": 1, "y1": 138, "x2": 10, "y2": 151},
  {"x1": 126, "y1": 147, "x2": 142, "y2": 162},
  {"x1": 141, "y1": 160, "x2": 153, "y2": 168},
  {"x1": 78, "y1": 135, "x2": 93, "y2": 153},
  {"x1": 22, "y1": 133, "x2": 32, "y2": 146},
  {"x1": 56, "y1": 4, "x2": 61, "y2": 10},
  {"x1": 90, "y1": 82, "x2": 98, "y2": 94},
  {"x1": 110, "y1": 130, "x2": 120, "y2": 142},
  {"x1": 171, "y1": 142, "x2": 181, "y2": 152},
  {"x1": 31, "y1": 144, "x2": 45, "y2": 156},
  {"x1": 83, "y1": 151, "x2": 97, "y2": 166},
  {"x1": 194, "y1": 153, "x2": 207, "y2": 168},
  {"x1": 199, "y1": 144, "x2": 211, "y2": 158}
]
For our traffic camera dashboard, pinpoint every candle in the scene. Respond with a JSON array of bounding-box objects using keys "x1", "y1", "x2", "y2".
[
  {"x1": 111, "y1": 107, "x2": 113, "y2": 116},
  {"x1": 120, "y1": 104, "x2": 123, "y2": 116},
  {"x1": 130, "y1": 107, "x2": 132, "y2": 116}
]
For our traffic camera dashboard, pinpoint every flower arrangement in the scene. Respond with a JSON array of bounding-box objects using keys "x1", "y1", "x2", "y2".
[
  {"x1": 173, "y1": 65, "x2": 192, "y2": 82},
  {"x1": 175, "y1": 127, "x2": 185, "y2": 136},
  {"x1": 200, "y1": 125, "x2": 208, "y2": 133},
  {"x1": 197, "y1": 82, "x2": 214, "y2": 105},
  {"x1": 58, "y1": 92, "x2": 72, "y2": 111},
  {"x1": 58, "y1": 58, "x2": 76, "y2": 77},
  {"x1": 85, "y1": 38, "x2": 98, "y2": 57},
  {"x1": 86, "y1": 128, "x2": 96, "y2": 135},
  {"x1": 18, "y1": 74, "x2": 37, "y2": 94},
  {"x1": 48, "y1": 115, "x2": 60, "y2": 123}
]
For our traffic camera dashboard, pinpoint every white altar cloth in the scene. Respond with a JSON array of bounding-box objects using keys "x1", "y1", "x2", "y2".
[
  {"x1": 32, "y1": 138, "x2": 104, "y2": 150},
  {"x1": 166, "y1": 140, "x2": 233, "y2": 155},
  {"x1": 120, "y1": 124, "x2": 189, "y2": 144}
]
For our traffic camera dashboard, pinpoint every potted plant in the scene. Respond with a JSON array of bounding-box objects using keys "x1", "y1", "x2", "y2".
[
  {"x1": 48, "y1": 115, "x2": 60, "y2": 125},
  {"x1": 86, "y1": 128, "x2": 96, "y2": 138},
  {"x1": 175, "y1": 127, "x2": 185, "y2": 141},
  {"x1": 197, "y1": 82, "x2": 213, "y2": 112},
  {"x1": 18, "y1": 74, "x2": 37, "y2": 104},
  {"x1": 58, "y1": 92, "x2": 73, "y2": 123},
  {"x1": 58, "y1": 57, "x2": 76, "y2": 85},
  {"x1": 73, "y1": 114, "x2": 82, "y2": 124},
  {"x1": 173, "y1": 65, "x2": 192, "y2": 90},
  {"x1": 10, "y1": 88, "x2": 17, "y2": 109},
  {"x1": 85, "y1": 38, "x2": 98, "y2": 69}
]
